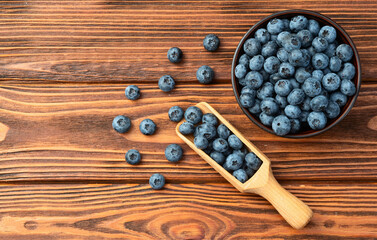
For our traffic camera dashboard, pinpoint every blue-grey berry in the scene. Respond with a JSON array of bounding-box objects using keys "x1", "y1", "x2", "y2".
[
  {"x1": 240, "y1": 93, "x2": 256, "y2": 108},
  {"x1": 312, "y1": 70, "x2": 324, "y2": 81},
  {"x1": 322, "y1": 73, "x2": 341, "y2": 92},
  {"x1": 340, "y1": 79, "x2": 356, "y2": 96},
  {"x1": 295, "y1": 67, "x2": 312, "y2": 83},
  {"x1": 139, "y1": 119, "x2": 156, "y2": 135},
  {"x1": 238, "y1": 54, "x2": 250, "y2": 66},
  {"x1": 168, "y1": 106, "x2": 184, "y2": 122},
  {"x1": 249, "y1": 99, "x2": 262, "y2": 114},
  {"x1": 289, "y1": 78, "x2": 300, "y2": 89},
  {"x1": 284, "y1": 105, "x2": 301, "y2": 118},
  {"x1": 307, "y1": 111, "x2": 327, "y2": 130},
  {"x1": 325, "y1": 101, "x2": 341, "y2": 119},
  {"x1": 303, "y1": 77, "x2": 322, "y2": 97},
  {"x1": 217, "y1": 124, "x2": 230, "y2": 139},
  {"x1": 158, "y1": 75, "x2": 175, "y2": 92},
  {"x1": 277, "y1": 31, "x2": 291, "y2": 47},
  {"x1": 249, "y1": 55, "x2": 265, "y2": 71},
  {"x1": 203, "y1": 34, "x2": 220, "y2": 51},
  {"x1": 290, "y1": 118, "x2": 301, "y2": 133},
  {"x1": 212, "y1": 138, "x2": 229, "y2": 153},
  {"x1": 202, "y1": 113, "x2": 218, "y2": 126},
  {"x1": 210, "y1": 151, "x2": 225, "y2": 165},
  {"x1": 279, "y1": 62, "x2": 295, "y2": 78},
  {"x1": 338, "y1": 62, "x2": 356, "y2": 80},
  {"x1": 245, "y1": 152, "x2": 262, "y2": 170},
  {"x1": 194, "y1": 135, "x2": 209, "y2": 149},
  {"x1": 269, "y1": 73, "x2": 281, "y2": 85},
  {"x1": 267, "y1": 18, "x2": 285, "y2": 34},
  {"x1": 165, "y1": 144, "x2": 183, "y2": 162},
  {"x1": 283, "y1": 35, "x2": 301, "y2": 52},
  {"x1": 196, "y1": 65, "x2": 214, "y2": 84},
  {"x1": 224, "y1": 153, "x2": 243, "y2": 171},
  {"x1": 167, "y1": 47, "x2": 183, "y2": 63},
  {"x1": 312, "y1": 53, "x2": 329, "y2": 70},
  {"x1": 289, "y1": 15, "x2": 308, "y2": 32},
  {"x1": 319, "y1": 26, "x2": 337, "y2": 43},
  {"x1": 257, "y1": 82, "x2": 274, "y2": 100},
  {"x1": 261, "y1": 41, "x2": 278, "y2": 57},
  {"x1": 275, "y1": 95, "x2": 288, "y2": 109},
  {"x1": 245, "y1": 71, "x2": 264, "y2": 89},
  {"x1": 264, "y1": 56, "x2": 281, "y2": 74},
  {"x1": 259, "y1": 111, "x2": 274, "y2": 126},
  {"x1": 243, "y1": 38, "x2": 261, "y2": 56},
  {"x1": 297, "y1": 29, "x2": 313, "y2": 48},
  {"x1": 235, "y1": 64, "x2": 248, "y2": 79},
  {"x1": 241, "y1": 86, "x2": 257, "y2": 96},
  {"x1": 299, "y1": 97, "x2": 312, "y2": 111},
  {"x1": 228, "y1": 134, "x2": 243, "y2": 150},
  {"x1": 274, "y1": 79, "x2": 292, "y2": 97},
  {"x1": 330, "y1": 91, "x2": 348, "y2": 107},
  {"x1": 179, "y1": 122, "x2": 195, "y2": 135},
  {"x1": 312, "y1": 37, "x2": 329, "y2": 52},
  {"x1": 336, "y1": 44, "x2": 353, "y2": 62},
  {"x1": 324, "y1": 43, "x2": 337, "y2": 57},
  {"x1": 149, "y1": 173, "x2": 165, "y2": 190},
  {"x1": 272, "y1": 115, "x2": 291, "y2": 136},
  {"x1": 329, "y1": 56, "x2": 342, "y2": 72},
  {"x1": 255, "y1": 28, "x2": 270, "y2": 44},
  {"x1": 261, "y1": 98, "x2": 279, "y2": 116},
  {"x1": 125, "y1": 149, "x2": 141, "y2": 165},
  {"x1": 277, "y1": 48, "x2": 289, "y2": 62},
  {"x1": 184, "y1": 106, "x2": 203, "y2": 124},
  {"x1": 310, "y1": 95, "x2": 329, "y2": 111},
  {"x1": 233, "y1": 169, "x2": 248, "y2": 183},
  {"x1": 125, "y1": 85, "x2": 140, "y2": 100},
  {"x1": 308, "y1": 19, "x2": 320, "y2": 35},
  {"x1": 112, "y1": 115, "x2": 131, "y2": 133},
  {"x1": 287, "y1": 88, "x2": 306, "y2": 105}
]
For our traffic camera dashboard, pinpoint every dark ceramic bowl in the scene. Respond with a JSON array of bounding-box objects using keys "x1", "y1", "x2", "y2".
[{"x1": 231, "y1": 10, "x2": 361, "y2": 138}]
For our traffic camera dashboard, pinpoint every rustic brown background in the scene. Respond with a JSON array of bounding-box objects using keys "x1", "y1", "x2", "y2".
[{"x1": 1, "y1": 0, "x2": 377, "y2": 239}]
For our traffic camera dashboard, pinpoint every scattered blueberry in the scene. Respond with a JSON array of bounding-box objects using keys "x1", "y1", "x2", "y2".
[
  {"x1": 179, "y1": 122, "x2": 195, "y2": 135},
  {"x1": 125, "y1": 149, "x2": 141, "y2": 165},
  {"x1": 149, "y1": 173, "x2": 165, "y2": 190},
  {"x1": 272, "y1": 115, "x2": 291, "y2": 136},
  {"x1": 139, "y1": 119, "x2": 156, "y2": 135},
  {"x1": 158, "y1": 75, "x2": 175, "y2": 92},
  {"x1": 167, "y1": 47, "x2": 183, "y2": 63},
  {"x1": 125, "y1": 85, "x2": 140, "y2": 100},
  {"x1": 184, "y1": 106, "x2": 203, "y2": 124},
  {"x1": 196, "y1": 65, "x2": 214, "y2": 84},
  {"x1": 307, "y1": 111, "x2": 327, "y2": 130},
  {"x1": 233, "y1": 169, "x2": 248, "y2": 183},
  {"x1": 112, "y1": 115, "x2": 131, "y2": 133},
  {"x1": 203, "y1": 34, "x2": 220, "y2": 51},
  {"x1": 165, "y1": 144, "x2": 183, "y2": 162},
  {"x1": 168, "y1": 106, "x2": 184, "y2": 122}
]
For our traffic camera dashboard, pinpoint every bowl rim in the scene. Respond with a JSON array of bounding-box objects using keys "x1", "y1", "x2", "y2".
[{"x1": 231, "y1": 9, "x2": 361, "y2": 138}]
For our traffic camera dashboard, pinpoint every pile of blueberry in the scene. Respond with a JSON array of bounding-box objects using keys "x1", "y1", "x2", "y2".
[
  {"x1": 178, "y1": 106, "x2": 263, "y2": 183},
  {"x1": 112, "y1": 34, "x2": 220, "y2": 189},
  {"x1": 235, "y1": 15, "x2": 357, "y2": 136}
]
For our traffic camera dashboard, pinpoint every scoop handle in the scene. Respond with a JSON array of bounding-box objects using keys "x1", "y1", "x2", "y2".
[{"x1": 254, "y1": 173, "x2": 313, "y2": 229}]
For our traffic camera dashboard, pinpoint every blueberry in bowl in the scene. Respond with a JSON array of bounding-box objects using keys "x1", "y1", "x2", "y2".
[{"x1": 231, "y1": 10, "x2": 361, "y2": 138}]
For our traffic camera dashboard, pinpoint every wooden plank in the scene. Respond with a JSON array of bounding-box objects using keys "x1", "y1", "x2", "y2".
[
  {"x1": 1, "y1": 83, "x2": 377, "y2": 182},
  {"x1": 0, "y1": 183, "x2": 375, "y2": 239},
  {"x1": 0, "y1": 0, "x2": 377, "y2": 83}
]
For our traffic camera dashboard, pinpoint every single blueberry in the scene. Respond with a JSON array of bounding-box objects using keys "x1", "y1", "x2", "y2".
[
  {"x1": 261, "y1": 98, "x2": 279, "y2": 116},
  {"x1": 287, "y1": 88, "x2": 306, "y2": 105},
  {"x1": 284, "y1": 105, "x2": 301, "y2": 118},
  {"x1": 259, "y1": 112, "x2": 274, "y2": 126},
  {"x1": 278, "y1": 62, "x2": 295, "y2": 78},
  {"x1": 217, "y1": 124, "x2": 230, "y2": 139},
  {"x1": 261, "y1": 41, "x2": 278, "y2": 57},
  {"x1": 307, "y1": 111, "x2": 327, "y2": 130},
  {"x1": 224, "y1": 153, "x2": 243, "y2": 171},
  {"x1": 295, "y1": 67, "x2": 312, "y2": 83},
  {"x1": 243, "y1": 38, "x2": 261, "y2": 56},
  {"x1": 325, "y1": 100, "x2": 341, "y2": 119},
  {"x1": 336, "y1": 44, "x2": 353, "y2": 62},
  {"x1": 303, "y1": 77, "x2": 322, "y2": 97},
  {"x1": 312, "y1": 70, "x2": 324, "y2": 81},
  {"x1": 289, "y1": 78, "x2": 300, "y2": 89},
  {"x1": 194, "y1": 123, "x2": 217, "y2": 140},
  {"x1": 233, "y1": 148, "x2": 248, "y2": 160},
  {"x1": 165, "y1": 144, "x2": 183, "y2": 162},
  {"x1": 168, "y1": 106, "x2": 184, "y2": 122},
  {"x1": 212, "y1": 138, "x2": 229, "y2": 153},
  {"x1": 233, "y1": 169, "x2": 249, "y2": 183},
  {"x1": 299, "y1": 97, "x2": 312, "y2": 111},
  {"x1": 264, "y1": 56, "x2": 281, "y2": 74},
  {"x1": 245, "y1": 153, "x2": 262, "y2": 170},
  {"x1": 167, "y1": 47, "x2": 183, "y2": 63},
  {"x1": 324, "y1": 43, "x2": 337, "y2": 57},
  {"x1": 269, "y1": 73, "x2": 281, "y2": 85},
  {"x1": 210, "y1": 151, "x2": 226, "y2": 165},
  {"x1": 289, "y1": 15, "x2": 308, "y2": 32},
  {"x1": 277, "y1": 48, "x2": 289, "y2": 62},
  {"x1": 139, "y1": 119, "x2": 156, "y2": 135},
  {"x1": 245, "y1": 71, "x2": 264, "y2": 89},
  {"x1": 179, "y1": 122, "x2": 195, "y2": 135},
  {"x1": 184, "y1": 106, "x2": 203, "y2": 124},
  {"x1": 338, "y1": 62, "x2": 356, "y2": 80},
  {"x1": 299, "y1": 110, "x2": 309, "y2": 123},
  {"x1": 228, "y1": 134, "x2": 243, "y2": 150},
  {"x1": 310, "y1": 95, "x2": 329, "y2": 111},
  {"x1": 125, "y1": 85, "x2": 140, "y2": 100},
  {"x1": 235, "y1": 64, "x2": 248, "y2": 79},
  {"x1": 319, "y1": 26, "x2": 337, "y2": 43},
  {"x1": 243, "y1": 164, "x2": 256, "y2": 178},
  {"x1": 149, "y1": 173, "x2": 165, "y2": 190},
  {"x1": 300, "y1": 49, "x2": 311, "y2": 67},
  {"x1": 196, "y1": 65, "x2": 214, "y2": 84},
  {"x1": 330, "y1": 91, "x2": 348, "y2": 107},
  {"x1": 249, "y1": 55, "x2": 265, "y2": 71},
  {"x1": 240, "y1": 93, "x2": 256, "y2": 108},
  {"x1": 272, "y1": 115, "x2": 291, "y2": 136},
  {"x1": 274, "y1": 79, "x2": 292, "y2": 97},
  {"x1": 276, "y1": 31, "x2": 291, "y2": 47},
  {"x1": 202, "y1": 113, "x2": 218, "y2": 126},
  {"x1": 329, "y1": 56, "x2": 342, "y2": 72},
  {"x1": 254, "y1": 28, "x2": 270, "y2": 44},
  {"x1": 340, "y1": 79, "x2": 356, "y2": 96},
  {"x1": 288, "y1": 49, "x2": 305, "y2": 67},
  {"x1": 275, "y1": 95, "x2": 288, "y2": 109},
  {"x1": 290, "y1": 118, "x2": 301, "y2": 133},
  {"x1": 125, "y1": 149, "x2": 141, "y2": 165},
  {"x1": 312, "y1": 37, "x2": 329, "y2": 52},
  {"x1": 283, "y1": 35, "x2": 301, "y2": 52},
  {"x1": 241, "y1": 86, "x2": 257, "y2": 96},
  {"x1": 267, "y1": 18, "x2": 285, "y2": 34},
  {"x1": 248, "y1": 99, "x2": 262, "y2": 114},
  {"x1": 112, "y1": 115, "x2": 131, "y2": 133},
  {"x1": 158, "y1": 75, "x2": 175, "y2": 92},
  {"x1": 194, "y1": 135, "x2": 209, "y2": 149},
  {"x1": 203, "y1": 34, "x2": 220, "y2": 51},
  {"x1": 322, "y1": 73, "x2": 341, "y2": 92},
  {"x1": 238, "y1": 54, "x2": 250, "y2": 66},
  {"x1": 308, "y1": 19, "x2": 320, "y2": 35},
  {"x1": 297, "y1": 29, "x2": 313, "y2": 48},
  {"x1": 312, "y1": 53, "x2": 329, "y2": 70}
]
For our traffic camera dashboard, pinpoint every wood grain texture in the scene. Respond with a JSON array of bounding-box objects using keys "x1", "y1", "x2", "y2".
[
  {"x1": 1, "y1": 0, "x2": 377, "y2": 83},
  {"x1": 1, "y1": 83, "x2": 377, "y2": 182},
  {"x1": 0, "y1": 183, "x2": 376, "y2": 240}
]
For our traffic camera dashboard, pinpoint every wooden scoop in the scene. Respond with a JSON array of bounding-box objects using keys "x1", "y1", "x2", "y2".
[{"x1": 176, "y1": 102, "x2": 313, "y2": 229}]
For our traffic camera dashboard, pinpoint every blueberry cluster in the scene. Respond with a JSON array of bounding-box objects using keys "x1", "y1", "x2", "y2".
[
  {"x1": 179, "y1": 106, "x2": 263, "y2": 183},
  {"x1": 235, "y1": 15, "x2": 356, "y2": 136}
]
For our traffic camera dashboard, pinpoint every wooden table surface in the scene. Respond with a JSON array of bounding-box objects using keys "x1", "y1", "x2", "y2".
[{"x1": 1, "y1": 0, "x2": 377, "y2": 239}]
